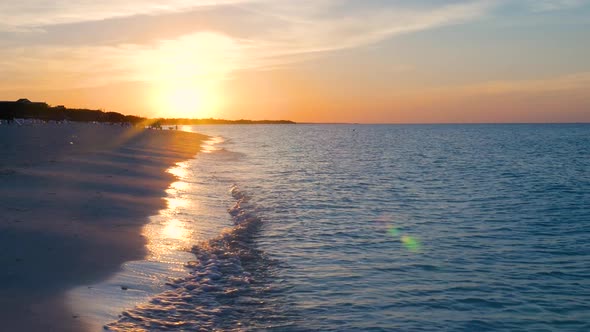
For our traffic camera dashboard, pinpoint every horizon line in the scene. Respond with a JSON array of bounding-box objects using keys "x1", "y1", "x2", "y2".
[{"x1": 296, "y1": 122, "x2": 590, "y2": 125}]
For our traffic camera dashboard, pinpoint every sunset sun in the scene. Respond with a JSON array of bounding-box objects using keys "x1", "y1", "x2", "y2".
[
  {"x1": 140, "y1": 32, "x2": 237, "y2": 119},
  {"x1": 153, "y1": 83, "x2": 206, "y2": 118}
]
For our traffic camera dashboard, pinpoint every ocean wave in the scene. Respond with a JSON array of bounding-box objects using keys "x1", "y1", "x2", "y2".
[
  {"x1": 104, "y1": 185, "x2": 280, "y2": 331},
  {"x1": 205, "y1": 148, "x2": 247, "y2": 162}
]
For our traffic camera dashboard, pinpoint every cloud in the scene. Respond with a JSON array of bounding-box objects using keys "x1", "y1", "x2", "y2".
[
  {"x1": 221, "y1": 1, "x2": 493, "y2": 73},
  {"x1": 0, "y1": 0, "x2": 495, "y2": 90},
  {"x1": 0, "y1": 0, "x2": 256, "y2": 31},
  {"x1": 0, "y1": 32, "x2": 241, "y2": 90},
  {"x1": 232, "y1": 1, "x2": 493, "y2": 52}
]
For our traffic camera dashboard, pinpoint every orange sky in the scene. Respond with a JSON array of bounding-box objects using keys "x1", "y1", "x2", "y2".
[{"x1": 0, "y1": 1, "x2": 589, "y2": 123}]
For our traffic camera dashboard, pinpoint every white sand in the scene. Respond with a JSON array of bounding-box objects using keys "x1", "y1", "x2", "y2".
[{"x1": 0, "y1": 122, "x2": 205, "y2": 331}]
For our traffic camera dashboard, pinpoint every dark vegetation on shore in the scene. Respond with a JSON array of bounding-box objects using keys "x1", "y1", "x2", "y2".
[{"x1": 0, "y1": 99, "x2": 295, "y2": 125}]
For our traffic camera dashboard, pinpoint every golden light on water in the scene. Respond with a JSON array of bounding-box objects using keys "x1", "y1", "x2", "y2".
[
  {"x1": 202, "y1": 136, "x2": 224, "y2": 153},
  {"x1": 168, "y1": 162, "x2": 189, "y2": 178},
  {"x1": 143, "y1": 161, "x2": 197, "y2": 261},
  {"x1": 166, "y1": 164, "x2": 190, "y2": 209},
  {"x1": 162, "y1": 219, "x2": 189, "y2": 240},
  {"x1": 170, "y1": 180, "x2": 189, "y2": 191},
  {"x1": 143, "y1": 219, "x2": 194, "y2": 263},
  {"x1": 165, "y1": 196, "x2": 189, "y2": 210}
]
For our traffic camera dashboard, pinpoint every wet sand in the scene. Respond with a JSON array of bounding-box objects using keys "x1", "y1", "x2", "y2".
[{"x1": 0, "y1": 123, "x2": 205, "y2": 331}]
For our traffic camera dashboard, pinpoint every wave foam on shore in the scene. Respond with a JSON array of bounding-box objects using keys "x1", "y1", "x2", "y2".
[{"x1": 104, "y1": 184, "x2": 278, "y2": 331}]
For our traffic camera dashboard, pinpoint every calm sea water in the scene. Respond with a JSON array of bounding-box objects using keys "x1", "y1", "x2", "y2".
[{"x1": 106, "y1": 124, "x2": 590, "y2": 331}]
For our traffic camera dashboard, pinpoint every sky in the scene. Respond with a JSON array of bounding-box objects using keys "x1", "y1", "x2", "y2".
[{"x1": 0, "y1": 0, "x2": 589, "y2": 123}]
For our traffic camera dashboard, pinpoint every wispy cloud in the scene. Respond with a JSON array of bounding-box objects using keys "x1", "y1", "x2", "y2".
[
  {"x1": 240, "y1": 1, "x2": 493, "y2": 58},
  {"x1": 0, "y1": 32, "x2": 241, "y2": 90},
  {"x1": 0, "y1": 0, "x2": 255, "y2": 31},
  {"x1": 0, "y1": 0, "x2": 496, "y2": 90}
]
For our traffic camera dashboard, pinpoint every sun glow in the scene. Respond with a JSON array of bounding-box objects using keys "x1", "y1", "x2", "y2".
[
  {"x1": 153, "y1": 82, "x2": 207, "y2": 118},
  {"x1": 139, "y1": 32, "x2": 239, "y2": 118}
]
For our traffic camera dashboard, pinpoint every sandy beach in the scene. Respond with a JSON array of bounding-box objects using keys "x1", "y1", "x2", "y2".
[{"x1": 0, "y1": 123, "x2": 205, "y2": 331}]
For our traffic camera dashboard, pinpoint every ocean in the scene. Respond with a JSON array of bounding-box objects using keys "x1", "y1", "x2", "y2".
[{"x1": 101, "y1": 124, "x2": 589, "y2": 331}]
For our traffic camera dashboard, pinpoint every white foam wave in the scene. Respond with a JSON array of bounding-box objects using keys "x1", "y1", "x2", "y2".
[{"x1": 104, "y1": 184, "x2": 265, "y2": 331}]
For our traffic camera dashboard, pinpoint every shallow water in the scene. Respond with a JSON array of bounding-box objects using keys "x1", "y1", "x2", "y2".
[{"x1": 103, "y1": 124, "x2": 589, "y2": 331}]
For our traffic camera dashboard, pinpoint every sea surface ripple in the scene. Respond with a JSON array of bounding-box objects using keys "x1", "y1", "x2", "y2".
[{"x1": 107, "y1": 124, "x2": 590, "y2": 331}]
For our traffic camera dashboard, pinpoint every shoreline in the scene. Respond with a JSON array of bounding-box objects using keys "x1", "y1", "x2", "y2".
[{"x1": 0, "y1": 122, "x2": 206, "y2": 331}]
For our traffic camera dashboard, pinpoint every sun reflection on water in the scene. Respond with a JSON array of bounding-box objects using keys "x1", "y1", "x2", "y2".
[
  {"x1": 202, "y1": 136, "x2": 224, "y2": 153},
  {"x1": 143, "y1": 218, "x2": 194, "y2": 263},
  {"x1": 170, "y1": 180, "x2": 189, "y2": 191},
  {"x1": 66, "y1": 148, "x2": 228, "y2": 330},
  {"x1": 168, "y1": 162, "x2": 189, "y2": 178},
  {"x1": 143, "y1": 161, "x2": 197, "y2": 262},
  {"x1": 163, "y1": 219, "x2": 189, "y2": 240},
  {"x1": 165, "y1": 195, "x2": 190, "y2": 210}
]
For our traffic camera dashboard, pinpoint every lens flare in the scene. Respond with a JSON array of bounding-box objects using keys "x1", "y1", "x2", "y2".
[
  {"x1": 388, "y1": 226, "x2": 400, "y2": 237},
  {"x1": 401, "y1": 235, "x2": 421, "y2": 252},
  {"x1": 376, "y1": 214, "x2": 423, "y2": 253}
]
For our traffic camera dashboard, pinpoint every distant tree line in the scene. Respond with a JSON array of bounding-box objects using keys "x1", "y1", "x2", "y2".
[
  {"x1": 0, "y1": 99, "x2": 296, "y2": 125},
  {"x1": 0, "y1": 99, "x2": 144, "y2": 124}
]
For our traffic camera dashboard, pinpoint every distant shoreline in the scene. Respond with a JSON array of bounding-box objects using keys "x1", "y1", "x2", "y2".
[
  {"x1": 0, "y1": 99, "x2": 295, "y2": 125},
  {"x1": 296, "y1": 122, "x2": 590, "y2": 125},
  {"x1": 1, "y1": 99, "x2": 586, "y2": 126},
  {"x1": 158, "y1": 118, "x2": 295, "y2": 125}
]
